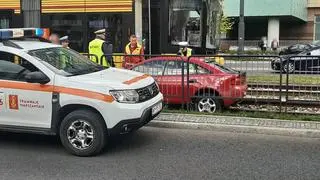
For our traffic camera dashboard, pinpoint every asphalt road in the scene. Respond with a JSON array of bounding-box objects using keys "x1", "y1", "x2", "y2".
[{"x1": 0, "y1": 127, "x2": 319, "y2": 180}]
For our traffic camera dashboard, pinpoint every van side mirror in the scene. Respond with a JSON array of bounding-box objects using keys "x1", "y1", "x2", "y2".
[{"x1": 25, "y1": 71, "x2": 50, "y2": 84}]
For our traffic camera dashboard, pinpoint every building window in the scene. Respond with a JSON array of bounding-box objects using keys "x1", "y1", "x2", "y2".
[
  {"x1": 168, "y1": 0, "x2": 222, "y2": 49},
  {"x1": 0, "y1": 11, "x2": 12, "y2": 29},
  {"x1": 0, "y1": 17, "x2": 9, "y2": 28},
  {"x1": 87, "y1": 14, "x2": 123, "y2": 53},
  {"x1": 168, "y1": 0, "x2": 201, "y2": 47},
  {"x1": 315, "y1": 16, "x2": 320, "y2": 41},
  {"x1": 47, "y1": 14, "x2": 85, "y2": 51}
]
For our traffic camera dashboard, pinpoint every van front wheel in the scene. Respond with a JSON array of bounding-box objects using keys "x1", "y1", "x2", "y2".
[{"x1": 59, "y1": 109, "x2": 107, "y2": 157}]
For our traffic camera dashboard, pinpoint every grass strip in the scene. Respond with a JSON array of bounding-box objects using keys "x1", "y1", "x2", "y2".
[
  {"x1": 248, "y1": 74, "x2": 320, "y2": 85},
  {"x1": 162, "y1": 109, "x2": 320, "y2": 122}
]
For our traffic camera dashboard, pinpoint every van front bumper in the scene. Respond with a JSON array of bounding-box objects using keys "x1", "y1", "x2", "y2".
[{"x1": 108, "y1": 101, "x2": 163, "y2": 135}]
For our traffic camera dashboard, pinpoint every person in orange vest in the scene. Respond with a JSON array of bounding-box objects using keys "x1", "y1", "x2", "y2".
[{"x1": 123, "y1": 34, "x2": 144, "y2": 69}]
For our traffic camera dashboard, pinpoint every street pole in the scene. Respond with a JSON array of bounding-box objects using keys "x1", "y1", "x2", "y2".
[
  {"x1": 22, "y1": 0, "x2": 41, "y2": 28},
  {"x1": 148, "y1": 0, "x2": 152, "y2": 55},
  {"x1": 238, "y1": 0, "x2": 245, "y2": 54},
  {"x1": 200, "y1": 0, "x2": 208, "y2": 54}
]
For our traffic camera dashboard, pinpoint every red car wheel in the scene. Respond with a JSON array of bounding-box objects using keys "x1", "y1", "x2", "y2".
[{"x1": 196, "y1": 94, "x2": 222, "y2": 113}]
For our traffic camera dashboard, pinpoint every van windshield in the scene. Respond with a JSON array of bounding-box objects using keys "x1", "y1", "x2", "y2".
[{"x1": 28, "y1": 47, "x2": 105, "y2": 76}]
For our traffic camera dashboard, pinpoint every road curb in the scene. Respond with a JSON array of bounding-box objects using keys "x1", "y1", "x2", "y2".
[
  {"x1": 147, "y1": 121, "x2": 320, "y2": 138},
  {"x1": 147, "y1": 113, "x2": 320, "y2": 138}
]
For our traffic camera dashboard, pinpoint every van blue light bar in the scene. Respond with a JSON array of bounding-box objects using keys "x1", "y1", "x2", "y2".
[
  {"x1": 0, "y1": 28, "x2": 49, "y2": 40},
  {"x1": 35, "y1": 28, "x2": 44, "y2": 37},
  {"x1": 0, "y1": 30, "x2": 13, "y2": 40}
]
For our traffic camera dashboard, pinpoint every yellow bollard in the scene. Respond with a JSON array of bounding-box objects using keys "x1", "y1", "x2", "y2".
[
  {"x1": 214, "y1": 57, "x2": 225, "y2": 65},
  {"x1": 112, "y1": 53, "x2": 125, "y2": 68}
]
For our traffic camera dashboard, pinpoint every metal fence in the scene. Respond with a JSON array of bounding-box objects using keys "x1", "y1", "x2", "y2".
[{"x1": 81, "y1": 53, "x2": 320, "y2": 115}]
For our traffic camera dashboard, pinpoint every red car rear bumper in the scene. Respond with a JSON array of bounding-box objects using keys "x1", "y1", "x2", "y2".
[{"x1": 221, "y1": 85, "x2": 247, "y2": 107}]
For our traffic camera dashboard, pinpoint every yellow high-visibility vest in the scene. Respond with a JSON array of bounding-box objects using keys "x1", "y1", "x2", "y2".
[
  {"x1": 88, "y1": 39, "x2": 109, "y2": 67},
  {"x1": 179, "y1": 48, "x2": 193, "y2": 57}
]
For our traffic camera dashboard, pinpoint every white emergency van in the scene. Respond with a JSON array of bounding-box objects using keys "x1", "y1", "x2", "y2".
[{"x1": 0, "y1": 28, "x2": 163, "y2": 156}]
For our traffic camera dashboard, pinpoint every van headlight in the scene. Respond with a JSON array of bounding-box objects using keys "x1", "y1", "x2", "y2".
[{"x1": 109, "y1": 90, "x2": 139, "y2": 103}]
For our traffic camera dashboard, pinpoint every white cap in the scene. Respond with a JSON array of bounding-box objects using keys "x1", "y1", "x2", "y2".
[
  {"x1": 94, "y1": 29, "x2": 106, "y2": 34},
  {"x1": 178, "y1": 41, "x2": 189, "y2": 46},
  {"x1": 59, "y1": 36, "x2": 69, "y2": 41}
]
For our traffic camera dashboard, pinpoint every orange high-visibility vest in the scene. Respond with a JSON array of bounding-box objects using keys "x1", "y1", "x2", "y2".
[{"x1": 124, "y1": 43, "x2": 144, "y2": 68}]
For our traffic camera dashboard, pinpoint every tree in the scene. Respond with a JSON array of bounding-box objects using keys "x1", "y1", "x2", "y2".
[{"x1": 220, "y1": 15, "x2": 234, "y2": 33}]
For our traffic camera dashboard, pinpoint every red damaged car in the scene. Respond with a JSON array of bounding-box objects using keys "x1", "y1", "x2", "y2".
[{"x1": 129, "y1": 57, "x2": 247, "y2": 113}]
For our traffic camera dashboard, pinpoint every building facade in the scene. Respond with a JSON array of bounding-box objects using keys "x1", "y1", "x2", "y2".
[
  {"x1": 0, "y1": 0, "x2": 135, "y2": 53},
  {"x1": 0, "y1": 0, "x2": 223, "y2": 54},
  {"x1": 223, "y1": 0, "x2": 320, "y2": 48}
]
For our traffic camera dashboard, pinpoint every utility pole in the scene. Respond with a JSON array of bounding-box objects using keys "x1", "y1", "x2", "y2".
[
  {"x1": 22, "y1": 0, "x2": 41, "y2": 28},
  {"x1": 148, "y1": 0, "x2": 152, "y2": 54},
  {"x1": 238, "y1": 0, "x2": 245, "y2": 54},
  {"x1": 200, "y1": 0, "x2": 208, "y2": 54}
]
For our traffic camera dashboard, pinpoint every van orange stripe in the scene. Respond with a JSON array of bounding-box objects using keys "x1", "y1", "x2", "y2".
[
  {"x1": 0, "y1": 81, "x2": 114, "y2": 103},
  {"x1": 54, "y1": 86, "x2": 114, "y2": 103},
  {"x1": 123, "y1": 74, "x2": 150, "y2": 85},
  {"x1": 0, "y1": 81, "x2": 54, "y2": 92}
]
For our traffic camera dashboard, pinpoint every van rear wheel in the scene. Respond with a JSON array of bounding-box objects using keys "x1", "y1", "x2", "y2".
[{"x1": 59, "y1": 109, "x2": 107, "y2": 157}]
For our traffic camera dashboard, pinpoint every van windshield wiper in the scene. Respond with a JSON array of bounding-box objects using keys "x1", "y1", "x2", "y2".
[{"x1": 67, "y1": 66, "x2": 106, "y2": 76}]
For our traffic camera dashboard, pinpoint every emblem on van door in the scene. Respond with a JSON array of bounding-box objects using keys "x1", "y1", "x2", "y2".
[{"x1": 9, "y1": 95, "x2": 19, "y2": 110}]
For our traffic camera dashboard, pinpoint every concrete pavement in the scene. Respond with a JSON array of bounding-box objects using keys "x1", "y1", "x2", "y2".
[
  {"x1": 0, "y1": 127, "x2": 319, "y2": 180},
  {"x1": 150, "y1": 113, "x2": 320, "y2": 138},
  {"x1": 225, "y1": 60, "x2": 272, "y2": 73}
]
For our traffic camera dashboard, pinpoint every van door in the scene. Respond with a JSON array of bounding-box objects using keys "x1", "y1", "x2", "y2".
[{"x1": 0, "y1": 52, "x2": 53, "y2": 128}]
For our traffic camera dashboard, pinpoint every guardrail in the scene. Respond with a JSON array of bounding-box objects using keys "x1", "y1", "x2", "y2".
[{"x1": 80, "y1": 53, "x2": 320, "y2": 114}]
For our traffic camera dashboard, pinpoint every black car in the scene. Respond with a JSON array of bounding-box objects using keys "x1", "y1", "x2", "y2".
[
  {"x1": 271, "y1": 46, "x2": 320, "y2": 73},
  {"x1": 279, "y1": 43, "x2": 316, "y2": 55}
]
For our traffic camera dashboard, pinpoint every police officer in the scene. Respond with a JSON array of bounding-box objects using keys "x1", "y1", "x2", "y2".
[
  {"x1": 60, "y1": 36, "x2": 70, "y2": 49},
  {"x1": 178, "y1": 41, "x2": 194, "y2": 57},
  {"x1": 88, "y1": 29, "x2": 114, "y2": 67},
  {"x1": 59, "y1": 36, "x2": 70, "y2": 69}
]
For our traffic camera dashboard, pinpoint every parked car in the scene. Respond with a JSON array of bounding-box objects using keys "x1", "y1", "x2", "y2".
[
  {"x1": 129, "y1": 57, "x2": 247, "y2": 113},
  {"x1": 272, "y1": 46, "x2": 320, "y2": 73},
  {"x1": 279, "y1": 43, "x2": 316, "y2": 55}
]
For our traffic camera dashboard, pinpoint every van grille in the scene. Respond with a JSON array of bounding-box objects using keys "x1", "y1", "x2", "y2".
[{"x1": 137, "y1": 82, "x2": 159, "y2": 102}]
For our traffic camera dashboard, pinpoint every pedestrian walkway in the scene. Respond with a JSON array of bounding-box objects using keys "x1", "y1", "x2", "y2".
[{"x1": 149, "y1": 113, "x2": 320, "y2": 138}]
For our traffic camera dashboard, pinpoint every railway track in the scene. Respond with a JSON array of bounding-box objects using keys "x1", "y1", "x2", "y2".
[
  {"x1": 244, "y1": 84, "x2": 320, "y2": 107},
  {"x1": 165, "y1": 84, "x2": 320, "y2": 114},
  {"x1": 248, "y1": 84, "x2": 320, "y2": 91}
]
